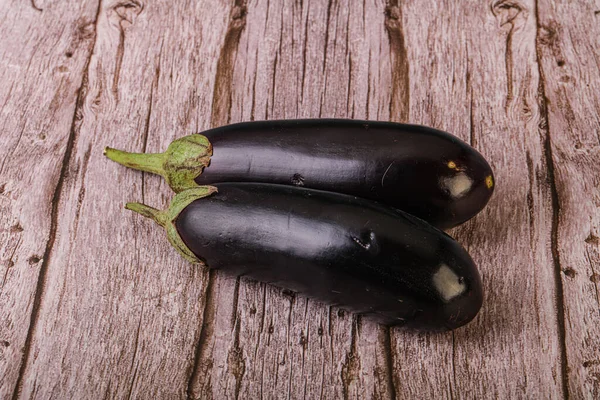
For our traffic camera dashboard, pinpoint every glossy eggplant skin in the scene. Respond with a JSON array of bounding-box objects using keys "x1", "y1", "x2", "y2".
[
  {"x1": 175, "y1": 183, "x2": 483, "y2": 330},
  {"x1": 194, "y1": 119, "x2": 494, "y2": 230}
]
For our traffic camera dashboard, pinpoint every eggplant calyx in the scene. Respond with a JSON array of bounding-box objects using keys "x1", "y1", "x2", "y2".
[
  {"x1": 125, "y1": 185, "x2": 219, "y2": 264},
  {"x1": 104, "y1": 134, "x2": 213, "y2": 192}
]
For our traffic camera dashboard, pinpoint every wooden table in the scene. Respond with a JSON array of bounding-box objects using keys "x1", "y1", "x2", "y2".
[{"x1": 1, "y1": 0, "x2": 598, "y2": 398}]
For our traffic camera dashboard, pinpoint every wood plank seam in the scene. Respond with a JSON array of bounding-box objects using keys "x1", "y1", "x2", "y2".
[
  {"x1": 533, "y1": 1, "x2": 570, "y2": 397},
  {"x1": 187, "y1": 269, "x2": 217, "y2": 400},
  {"x1": 383, "y1": 327, "x2": 397, "y2": 400},
  {"x1": 383, "y1": 1, "x2": 409, "y2": 396},
  {"x1": 8, "y1": 3, "x2": 103, "y2": 398},
  {"x1": 229, "y1": 277, "x2": 245, "y2": 400},
  {"x1": 186, "y1": 2, "x2": 248, "y2": 397},
  {"x1": 210, "y1": 1, "x2": 248, "y2": 127},
  {"x1": 340, "y1": 317, "x2": 359, "y2": 399},
  {"x1": 384, "y1": 1, "x2": 409, "y2": 123}
]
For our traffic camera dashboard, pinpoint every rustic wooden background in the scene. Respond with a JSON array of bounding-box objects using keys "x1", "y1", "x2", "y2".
[{"x1": 1, "y1": 0, "x2": 598, "y2": 398}]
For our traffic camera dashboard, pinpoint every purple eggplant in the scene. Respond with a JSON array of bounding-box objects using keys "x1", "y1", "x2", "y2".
[
  {"x1": 126, "y1": 182, "x2": 483, "y2": 330},
  {"x1": 105, "y1": 119, "x2": 494, "y2": 230}
]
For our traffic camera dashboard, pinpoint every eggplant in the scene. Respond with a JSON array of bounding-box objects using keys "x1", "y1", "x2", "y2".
[
  {"x1": 126, "y1": 182, "x2": 483, "y2": 330},
  {"x1": 105, "y1": 119, "x2": 495, "y2": 230}
]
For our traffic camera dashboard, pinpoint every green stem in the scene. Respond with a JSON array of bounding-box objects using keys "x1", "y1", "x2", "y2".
[
  {"x1": 104, "y1": 147, "x2": 167, "y2": 177},
  {"x1": 124, "y1": 185, "x2": 219, "y2": 265},
  {"x1": 125, "y1": 202, "x2": 169, "y2": 227},
  {"x1": 104, "y1": 134, "x2": 213, "y2": 193}
]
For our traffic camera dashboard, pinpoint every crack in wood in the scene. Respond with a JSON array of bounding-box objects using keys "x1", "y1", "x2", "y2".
[
  {"x1": 345, "y1": 3, "x2": 352, "y2": 117},
  {"x1": 186, "y1": 268, "x2": 216, "y2": 400},
  {"x1": 469, "y1": 92, "x2": 476, "y2": 148},
  {"x1": 227, "y1": 314, "x2": 246, "y2": 400},
  {"x1": 298, "y1": 300, "x2": 309, "y2": 395},
  {"x1": 300, "y1": 6, "x2": 310, "y2": 103},
  {"x1": 231, "y1": 276, "x2": 241, "y2": 329},
  {"x1": 0, "y1": 237, "x2": 22, "y2": 293},
  {"x1": 8, "y1": 1, "x2": 101, "y2": 397},
  {"x1": 584, "y1": 248, "x2": 600, "y2": 310},
  {"x1": 284, "y1": 293, "x2": 295, "y2": 399},
  {"x1": 384, "y1": 2, "x2": 409, "y2": 123},
  {"x1": 253, "y1": 284, "x2": 267, "y2": 364},
  {"x1": 492, "y1": 1, "x2": 524, "y2": 111},
  {"x1": 319, "y1": 306, "x2": 335, "y2": 399},
  {"x1": 0, "y1": 81, "x2": 15, "y2": 114},
  {"x1": 31, "y1": 0, "x2": 42, "y2": 12},
  {"x1": 69, "y1": 144, "x2": 92, "y2": 247},
  {"x1": 466, "y1": 45, "x2": 476, "y2": 148},
  {"x1": 383, "y1": 327, "x2": 397, "y2": 400},
  {"x1": 125, "y1": 304, "x2": 144, "y2": 400},
  {"x1": 210, "y1": 1, "x2": 248, "y2": 127},
  {"x1": 24, "y1": 44, "x2": 42, "y2": 78},
  {"x1": 250, "y1": 45, "x2": 259, "y2": 121},
  {"x1": 111, "y1": 1, "x2": 144, "y2": 103},
  {"x1": 264, "y1": 0, "x2": 270, "y2": 34},
  {"x1": 277, "y1": 4, "x2": 285, "y2": 113},
  {"x1": 450, "y1": 331, "x2": 457, "y2": 400},
  {"x1": 259, "y1": 345, "x2": 266, "y2": 399},
  {"x1": 533, "y1": 1, "x2": 570, "y2": 397},
  {"x1": 259, "y1": 284, "x2": 267, "y2": 334},
  {"x1": 48, "y1": 75, "x2": 70, "y2": 116},
  {"x1": 347, "y1": 52, "x2": 353, "y2": 118},
  {"x1": 140, "y1": 46, "x2": 161, "y2": 202},
  {"x1": 113, "y1": 30, "x2": 125, "y2": 103},
  {"x1": 341, "y1": 317, "x2": 360, "y2": 400},
  {"x1": 525, "y1": 150, "x2": 536, "y2": 255},
  {"x1": 318, "y1": 0, "x2": 334, "y2": 118},
  {"x1": 585, "y1": 234, "x2": 599, "y2": 245},
  {"x1": 0, "y1": 125, "x2": 26, "y2": 178},
  {"x1": 318, "y1": 333, "x2": 326, "y2": 399},
  {"x1": 322, "y1": 0, "x2": 334, "y2": 76},
  {"x1": 268, "y1": 52, "x2": 278, "y2": 119},
  {"x1": 366, "y1": 50, "x2": 371, "y2": 119}
]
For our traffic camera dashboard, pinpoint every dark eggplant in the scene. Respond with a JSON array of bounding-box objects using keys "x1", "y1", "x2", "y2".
[
  {"x1": 126, "y1": 182, "x2": 483, "y2": 330},
  {"x1": 105, "y1": 119, "x2": 495, "y2": 230}
]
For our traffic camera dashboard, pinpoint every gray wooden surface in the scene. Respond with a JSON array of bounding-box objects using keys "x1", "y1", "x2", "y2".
[{"x1": 1, "y1": 0, "x2": 598, "y2": 398}]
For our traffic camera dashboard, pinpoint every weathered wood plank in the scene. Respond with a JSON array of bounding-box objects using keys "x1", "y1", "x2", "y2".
[
  {"x1": 390, "y1": 0, "x2": 563, "y2": 398},
  {"x1": 188, "y1": 0, "x2": 398, "y2": 399},
  {"x1": 0, "y1": 2, "x2": 99, "y2": 398},
  {"x1": 3, "y1": 0, "x2": 598, "y2": 398},
  {"x1": 10, "y1": 1, "x2": 231, "y2": 398},
  {"x1": 536, "y1": 1, "x2": 600, "y2": 398}
]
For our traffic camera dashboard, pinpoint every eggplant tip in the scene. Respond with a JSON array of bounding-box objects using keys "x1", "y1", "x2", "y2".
[{"x1": 485, "y1": 175, "x2": 494, "y2": 189}]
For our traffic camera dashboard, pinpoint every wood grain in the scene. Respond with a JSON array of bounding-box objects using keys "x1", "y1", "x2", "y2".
[
  {"x1": 0, "y1": 1, "x2": 98, "y2": 398},
  {"x1": 389, "y1": 0, "x2": 563, "y2": 398},
  {"x1": 3, "y1": 0, "x2": 231, "y2": 398},
  {"x1": 536, "y1": 0, "x2": 600, "y2": 398},
  {"x1": 1, "y1": 0, "x2": 599, "y2": 398}
]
